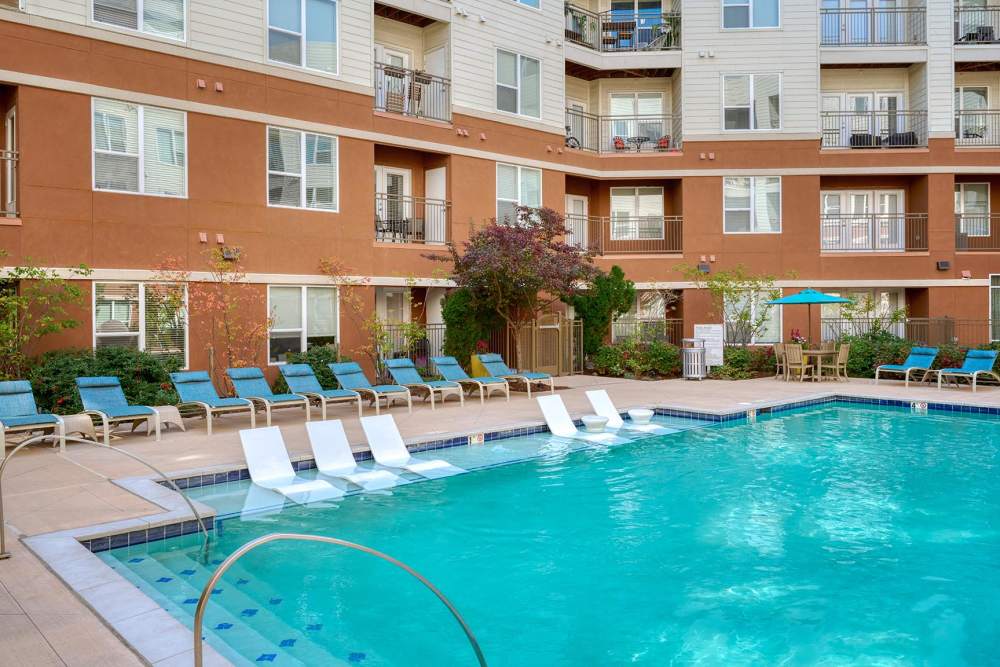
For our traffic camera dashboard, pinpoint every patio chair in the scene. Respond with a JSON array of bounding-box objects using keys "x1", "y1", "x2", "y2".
[
  {"x1": 874, "y1": 347, "x2": 938, "y2": 387},
  {"x1": 477, "y1": 353, "x2": 554, "y2": 398},
  {"x1": 430, "y1": 356, "x2": 510, "y2": 403},
  {"x1": 584, "y1": 389, "x2": 673, "y2": 435},
  {"x1": 821, "y1": 343, "x2": 851, "y2": 382},
  {"x1": 170, "y1": 371, "x2": 255, "y2": 435},
  {"x1": 931, "y1": 350, "x2": 1000, "y2": 392},
  {"x1": 328, "y1": 362, "x2": 411, "y2": 415},
  {"x1": 305, "y1": 419, "x2": 405, "y2": 491},
  {"x1": 773, "y1": 343, "x2": 786, "y2": 380},
  {"x1": 383, "y1": 358, "x2": 463, "y2": 410},
  {"x1": 359, "y1": 414, "x2": 466, "y2": 479},
  {"x1": 0, "y1": 381, "x2": 65, "y2": 451},
  {"x1": 226, "y1": 367, "x2": 310, "y2": 426},
  {"x1": 783, "y1": 344, "x2": 814, "y2": 382},
  {"x1": 75, "y1": 376, "x2": 161, "y2": 445},
  {"x1": 279, "y1": 364, "x2": 362, "y2": 419},
  {"x1": 536, "y1": 394, "x2": 623, "y2": 444},
  {"x1": 239, "y1": 425, "x2": 343, "y2": 503}
]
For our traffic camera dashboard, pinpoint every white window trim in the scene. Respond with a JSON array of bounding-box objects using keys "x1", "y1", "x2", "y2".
[
  {"x1": 955, "y1": 85, "x2": 989, "y2": 112},
  {"x1": 496, "y1": 163, "x2": 543, "y2": 221},
  {"x1": 724, "y1": 292, "x2": 782, "y2": 345},
  {"x1": 721, "y1": 73, "x2": 783, "y2": 132},
  {"x1": 374, "y1": 165, "x2": 412, "y2": 196},
  {"x1": 266, "y1": 126, "x2": 340, "y2": 212},
  {"x1": 956, "y1": 182, "x2": 991, "y2": 238},
  {"x1": 721, "y1": 0, "x2": 781, "y2": 30},
  {"x1": 267, "y1": 285, "x2": 340, "y2": 365},
  {"x1": 495, "y1": 49, "x2": 542, "y2": 119},
  {"x1": 91, "y1": 0, "x2": 188, "y2": 43},
  {"x1": 609, "y1": 186, "x2": 665, "y2": 241},
  {"x1": 92, "y1": 281, "x2": 190, "y2": 369},
  {"x1": 508, "y1": 0, "x2": 542, "y2": 12},
  {"x1": 266, "y1": 0, "x2": 341, "y2": 77},
  {"x1": 723, "y1": 176, "x2": 782, "y2": 234},
  {"x1": 91, "y1": 98, "x2": 188, "y2": 199}
]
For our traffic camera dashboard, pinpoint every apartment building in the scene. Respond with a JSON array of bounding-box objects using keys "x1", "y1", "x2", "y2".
[{"x1": 1, "y1": 0, "x2": 999, "y2": 374}]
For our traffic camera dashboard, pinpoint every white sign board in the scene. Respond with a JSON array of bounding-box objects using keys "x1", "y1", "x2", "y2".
[{"x1": 694, "y1": 324, "x2": 725, "y2": 367}]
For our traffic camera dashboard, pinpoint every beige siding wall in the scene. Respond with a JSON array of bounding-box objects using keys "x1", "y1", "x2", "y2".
[
  {"x1": 821, "y1": 68, "x2": 910, "y2": 95},
  {"x1": 925, "y1": 0, "x2": 955, "y2": 136}
]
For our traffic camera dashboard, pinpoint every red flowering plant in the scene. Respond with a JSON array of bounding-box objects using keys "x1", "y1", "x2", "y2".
[{"x1": 789, "y1": 328, "x2": 807, "y2": 345}]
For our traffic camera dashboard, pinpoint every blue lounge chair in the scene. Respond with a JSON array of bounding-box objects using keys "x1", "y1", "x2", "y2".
[
  {"x1": 226, "y1": 367, "x2": 310, "y2": 426},
  {"x1": 932, "y1": 350, "x2": 1000, "y2": 392},
  {"x1": 431, "y1": 356, "x2": 510, "y2": 403},
  {"x1": 383, "y1": 358, "x2": 463, "y2": 410},
  {"x1": 875, "y1": 347, "x2": 938, "y2": 387},
  {"x1": 75, "y1": 376, "x2": 159, "y2": 445},
  {"x1": 171, "y1": 371, "x2": 255, "y2": 434},
  {"x1": 279, "y1": 364, "x2": 362, "y2": 419},
  {"x1": 328, "y1": 362, "x2": 411, "y2": 415},
  {"x1": 0, "y1": 381, "x2": 65, "y2": 451},
  {"x1": 477, "y1": 353, "x2": 555, "y2": 398}
]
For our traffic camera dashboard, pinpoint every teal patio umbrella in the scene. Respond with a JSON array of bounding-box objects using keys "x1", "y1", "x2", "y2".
[{"x1": 767, "y1": 289, "x2": 851, "y2": 343}]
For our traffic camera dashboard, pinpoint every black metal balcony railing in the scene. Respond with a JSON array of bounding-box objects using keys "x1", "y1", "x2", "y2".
[
  {"x1": 820, "y1": 110, "x2": 927, "y2": 149},
  {"x1": 374, "y1": 62, "x2": 451, "y2": 123},
  {"x1": 956, "y1": 213, "x2": 1000, "y2": 251},
  {"x1": 564, "y1": 4, "x2": 680, "y2": 52},
  {"x1": 955, "y1": 110, "x2": 1000, "y2": 146},
  {"x1": 374, "y1": 193, "x2": 449, "y2": 244},
  {"x1": 820, "y1": 213, "x2": 928, "y2": 252},
  {"x1": 565, "y1": 214, "x2": 682, "y2": 254},
  {"x1": 822, "y1": 318, "x2": 998, "y2": 347},
  {"x1": 820, "y1": 6, "x2": 926, "y2": 46},
  {"x1": 955, "y1": 7, "x2": 1000, "y2": 43},
  {"x1": 611, "y1": 317, "x2": 683, "y2": 344},
  {"x1": 1, "y1": 148, "x2": 16, "y2": 219},
  {"x1": 565, "y1": 108, "x2": 682, "y2": 152}
]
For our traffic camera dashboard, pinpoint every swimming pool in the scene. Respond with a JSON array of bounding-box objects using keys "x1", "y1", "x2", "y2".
[{"x1": 99, "y1": 403, "x2": 999, "y2": 665}]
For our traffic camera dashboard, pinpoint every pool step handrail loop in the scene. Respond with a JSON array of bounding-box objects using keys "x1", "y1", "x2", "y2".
[
  {"x1": 0, "y1": 434, "x2": 211, "y2": 560},
  {"x1": 193, "y1": 532, "x2": 488, "y2": 667}
]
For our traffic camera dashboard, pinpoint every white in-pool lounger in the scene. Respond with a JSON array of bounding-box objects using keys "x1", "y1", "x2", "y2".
[
  {"x1": 239, "y1": 426, "x2": 345, "y2": 503},
  {"x1": 359, "y1": 414, "x2": 467, "y2": 479},
  {"x1": 305, "y1": 419, "x2": 407, "y2": 491},
  {"x1": 536, "y1": 394, "x2": 624, "y2": 444},
  {"x1": 585, "y1": 390, "x2": 674, "y2": 435}
]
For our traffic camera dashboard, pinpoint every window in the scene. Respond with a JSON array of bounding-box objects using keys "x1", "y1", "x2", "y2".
[
  {"x1": 723, "y1": 74, "x2": 781, "y2": 130},
  {"x1": 610, "y1": 187, "x2": 663, "y2": 240},
  {"x1": 94, "y1": 282, "x2": 188, "y2": 364},
  {"x1": 267, "y1": 127, "x2": 338, "y2": 210},
  {"x1": 724, "y1": 177, "x2": 781, "y2": 233},
  {"x1": 92, "y1": 99, "x2": 187, "y2": 197},
  {"x1": 268, "y1": 286, "x2": 338, "y2": 363},
  {"x1": 956, "y1": 183, "x2": 990, "y2": 237},
  {"x1": 93, "y1": 0, "x2": 185, "y2": 40},
  {"x1": 268, "y1": 0, "x2": 338, "y2": 74},
  {"x1": 496, "y1": 50, "x2": 541, "y2": 118},
  {"x1": 496, "y1": 163, "x2": 541, "y2": 222},
  {"x1": 724, "y1": 291, "x2": 780, "y2": 344},
  {"x1": 722, "y1": 0, "x2": 779, "y2": 28}
]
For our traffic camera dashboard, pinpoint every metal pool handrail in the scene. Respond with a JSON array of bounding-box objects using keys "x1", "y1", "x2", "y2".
[
  {"x1": 193, "y1": 533, "x2": 488, "y2": 667},
  {"x1": 0, "y1": 434, "x2": 211, "y2": 560}
]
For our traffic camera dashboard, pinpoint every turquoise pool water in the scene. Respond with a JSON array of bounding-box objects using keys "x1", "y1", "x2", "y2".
[{"x1": 100, "y1": 405, "x2": 1000, "y2": 665}]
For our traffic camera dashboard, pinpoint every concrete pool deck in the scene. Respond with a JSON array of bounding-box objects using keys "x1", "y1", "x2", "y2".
[{"x1": 2, "y1": 374, "x2": 998, "y2": 665}]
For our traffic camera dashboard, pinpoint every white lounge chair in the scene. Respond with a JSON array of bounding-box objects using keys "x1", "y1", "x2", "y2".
[
  {"x1": 359, "y1": 414, "x2": 467, "y2": 479},
  {"x1": 536, "y1": 394, "x2": 623, "y2": 444},
  {"x1": 239, "y1": 426, "x2": 344, "y2": 503},
  {"x1": 305, "y1": 420, "x2": 406, "y2": 491},
  {"x1": 585, "y1": 390, "x2": 673, "y2": 435}
]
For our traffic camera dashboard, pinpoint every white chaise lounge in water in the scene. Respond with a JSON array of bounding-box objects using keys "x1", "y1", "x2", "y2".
[
  {"x1": 585, "y1": 389, "x2": 674, "y2": 435},
  {"x1": 536, "y1": 394, "x2": 623, "y2": 444},
  {"x1": 305, "y1": 419, "x2": 407, "y2": 491},
  {"x1": 359, "y1": 414, "x2": 467, "y2": 479},
  {"x1": 239, "y1": 426, "x2": 345, "y2": 503}
]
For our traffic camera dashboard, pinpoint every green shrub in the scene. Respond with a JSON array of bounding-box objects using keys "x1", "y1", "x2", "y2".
[
  {"x1": 442, "y1": 288, "x2": 496, "y2": 368},
  {"x1": 708, "y1": 345, "x2": 775, "y2": 380},
  {"x1": 271, "y1": 345, "x2": 344, "y2": 393},
  {"x1": 592, "y1": 338, "x2": 681, "y2": 379},
  {"x1": 566, "y1": 265, "x2": 635, "y2": 356},
  {"x1": 842, "y1": 331, "x2": 911, "y2": 378},
  {"x1": 645, "y1": 340, "x2": 681, "y2": 376},
  {"x1": 592, "y1": 343, "x2": 626, "y2": 377},
  {"x1": 27, "y1": 346, "x2": 182, "y2": 414}
]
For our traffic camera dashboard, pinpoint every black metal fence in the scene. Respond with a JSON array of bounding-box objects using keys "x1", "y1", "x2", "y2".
[
  {"x1": 820, "y1": 213, "x2": 928, "y2": 252},
  {"x1": 820, "y1": 6, "x2": 926, "y2": 46},
  {"x1": 955, "y1": 110, "x2": 1000, "y2": 146},
  {"x1": 955, "y1": 7, "x2": 1000, "y2": 43},
  {"x1": 611, "y1": 318, "x2": 684, "y2": 344},
  {"x1": 374, "y1": 63, "x2": 451, "y2": 123},
  {"x1": 565, "y1": 108, "x2": 682, "y2": 152},
  {"x1": 564, "y1": 5, "x2": 680, "y2": 52},
  {"x1": 374, "y1": 194, "x2": 449, "y2": 244},
  {"x1": 821, "y1": 110, "x2": 927, "y2": 149},
  {"x1": 821, "y1": 318, "x2": 998, "y2": 347}
]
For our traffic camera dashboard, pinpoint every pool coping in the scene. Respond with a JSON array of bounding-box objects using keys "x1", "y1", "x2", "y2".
[{"x1": 20, "y1": 390, "x2": 1000, "y2": 667}]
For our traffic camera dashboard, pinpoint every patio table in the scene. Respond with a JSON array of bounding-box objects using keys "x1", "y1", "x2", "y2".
[{"x1": 802, "y1": 349, "x2": 837, "y2": 381}]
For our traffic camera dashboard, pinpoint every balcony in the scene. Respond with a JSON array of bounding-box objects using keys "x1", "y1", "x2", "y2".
[
  {"x1": 820, "y1": 213, "x2": 927, "y2": 252},
  {"x1": 820, "y1": 6, "x2": 926, "y2": 46},
  {"x1": 374, "y1": 193, "x2": 449, "y2": 244},
  {"x1": 955, "y1": 7, "x2": 1000, "y2": 43},
  {"x1": 1, "y1": 148, "x2": 16, "y2": 219},
  {"x1": 564, "y1": 4, "x2": 680, "y2": 52},
  {"x1": 374, "y1": 63, "x2": 451, "y2": 123},
  {"x1": 565, "y1": 214, "x2": 681, "y2": 254},
  {"x1": 956, "y1": 213, "x2": 1000, "y2": 251},
  {"x1": 820, "y1": 110, "x2": 927, "y2": 149},
  {"x1": 955, "y1": 110, "x2": 1000, "y2": 146},
  {"x1": 565, "y1": 108, "x2": 681, "y2": 152}
]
